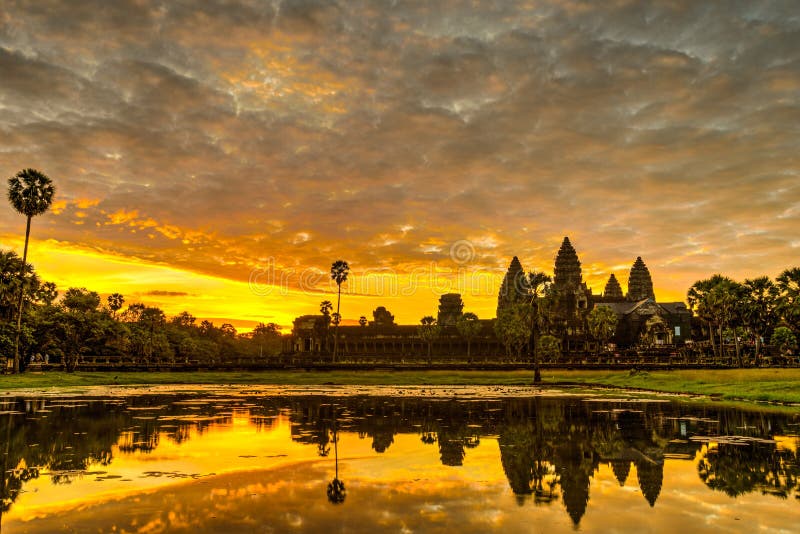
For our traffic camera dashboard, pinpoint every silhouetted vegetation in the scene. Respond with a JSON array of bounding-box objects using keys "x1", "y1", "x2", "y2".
[
  {"x1": 688, "y1": 270, "x2": 800, "y2": 365},
  {"x1": 0, "y1": 253, "x2": 282, "y2": 371}
]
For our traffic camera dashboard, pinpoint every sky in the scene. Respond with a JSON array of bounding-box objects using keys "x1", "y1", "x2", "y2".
[{"x1": 1, "y1": 0, "x2": 798, "y2": 330}]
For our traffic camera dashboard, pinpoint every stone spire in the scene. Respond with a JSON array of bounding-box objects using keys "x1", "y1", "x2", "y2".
[
  {"x1": 438, "y1": 293, "x2": 464, "y2": 327},
  {"x1": 603, "y1": 274, "x2": 624, "y2": 299},
  {"x1": 610, "y1": 459, "x2": 631, "y2": 486},
  {"x1": 553, "y1": 237, "x2": 582, "y2": 288},
  {"x1": 626, "y1": 257, "x2": 655, "y2": 301},
  {"x1": 497, "y1": 256, "x2": 526, "y2": 316},
  {"x1": 635, "y1": 458, "x2": 664, "y2": 507}
]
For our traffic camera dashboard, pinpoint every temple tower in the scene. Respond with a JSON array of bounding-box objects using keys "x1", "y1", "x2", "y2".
[
  {"x1": 627, "y1": 257, "x2": 655, "y2": 301},
  {"x1": 438, "y1": 293, "x2": 464, "y2": 327},
  {"x1": 497, "y1": 256, "x2": 526, "y2": 316},
  {"x1": 554, "y1": 237, "x2": 582, "y2": 289},
  {"x1": 603, "y1": 274, "x2": 624, "y2": 299},
  {"x1": 610, "y1": 459, "x2": 631, "y2": 486},
  {"x1": 635, "y1": 458, "x2": 664, "y2": 507}
]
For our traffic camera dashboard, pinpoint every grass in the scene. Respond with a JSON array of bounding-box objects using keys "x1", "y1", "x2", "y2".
[{"x1": 2, "y1": 369, "x2": 800, "y2": 406}]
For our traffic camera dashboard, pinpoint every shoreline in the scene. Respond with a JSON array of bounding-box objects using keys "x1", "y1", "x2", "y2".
[{"x1": 2, "y1": 369, "x2": 800, "y2": 408}]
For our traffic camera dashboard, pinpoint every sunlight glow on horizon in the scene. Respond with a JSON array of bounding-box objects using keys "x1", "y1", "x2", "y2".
[{"x1": 1, "y1": 234, "x2": 689, "y2": 330}]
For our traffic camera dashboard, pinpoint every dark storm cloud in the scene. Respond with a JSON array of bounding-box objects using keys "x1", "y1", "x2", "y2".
[{"x1": 1, "y1": 0, "x2": 798, "y2": 295}]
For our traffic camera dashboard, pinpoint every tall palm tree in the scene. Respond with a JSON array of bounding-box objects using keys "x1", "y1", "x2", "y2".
[
  {"x1": 107, "y1": 293, "x2": 125, "y2": 319},
  {"x1": 742, "y1": 277, "x2": 778, "y2": 364},
  {"x1": 456, "y1": 312, "x2": 481, "y2": 362},
  {"x1": 688, "y1": 274, "x2": 729, "y2": 359},
  {"x1": 776, "y1": 267, "x2": 800, "y2": 331},
  {"x1": 330, "y1": 260, "x2": 349, "y2": 363},
  {"x1": 7, "y1": 168, "x2": 55, "y2": 373},
  {"x1": 525, "y1": 271, "x2": 552, "y2": 384}
]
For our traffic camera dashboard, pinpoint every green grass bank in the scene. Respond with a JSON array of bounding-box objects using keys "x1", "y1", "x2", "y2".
[{"x1": 2, "y1": 369, "x2": 800, "y2": 406}]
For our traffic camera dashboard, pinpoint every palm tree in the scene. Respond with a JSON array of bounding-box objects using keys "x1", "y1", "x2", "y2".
[
  {"x1": 525, "y1": 271, "x2": 552, "y2": 384},
  {"x1": 7, "y1": 168, "x2": 55, "y2": 373},
  {"x1": 330, "y1": 260, "x2": 349, "y2": 363},
  {"x1": 742, "y1": 277, "x2": 778, "y2": 365},
  {"x1": 418, "y1": 316, "x2": 441, "y2": 364},
  {"x1": 587, "y1": 305, "x2": 618, "y2": 355},
  {"x1": 456, "y1": 312, "x2": 481, "y2": 362},
  {"x1": 320, "y1": 300, "x2": 333, "y2": 316},
  {"x1": 688, "y1": 274, "x2": 730, "y2": 359},
  {"x1": 707, "y1": 279, "x2": 746, "y2": 366},
  {"x1": 776, "y1": 268, "x2": 800, "y2": 332},
  {"x1": 107, "y1": 293, "x2": 125, "y2": 318}
]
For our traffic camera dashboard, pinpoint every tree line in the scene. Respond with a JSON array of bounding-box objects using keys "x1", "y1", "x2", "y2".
[
  {"x1": 687, "y1": 272, "x2": 800, "y2": 365},
  {"x1": 0, "y1": 249, "x2": 282, "y2": 371},
  {"x1": 2, "y1": 168, "x2": 283, "y2": 372}
]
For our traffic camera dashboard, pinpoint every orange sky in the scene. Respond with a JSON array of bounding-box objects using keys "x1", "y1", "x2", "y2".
[{"x1": 1, "y1": 1, "x2": 798, "y2": 330}]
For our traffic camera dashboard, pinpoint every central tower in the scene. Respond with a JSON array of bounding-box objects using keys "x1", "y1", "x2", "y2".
[{"x1": 554, "y1": 236, "x2": 582, "y2": 289}]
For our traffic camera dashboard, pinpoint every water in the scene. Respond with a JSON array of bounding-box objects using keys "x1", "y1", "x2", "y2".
[{"x1": 1, "y1": 386, "x2": 799, "y2": 533}]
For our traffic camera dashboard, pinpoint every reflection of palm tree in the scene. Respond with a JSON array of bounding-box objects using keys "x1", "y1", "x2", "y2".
[
  {"x1": 2, "y1": 409, "x2": 12, "y2": 532},
  {"x1": 327, "y1": 405, "x2": 346, "y2": 504},
  {"x1": 498, "y1": 398, "x2": 560, "y2": 506}
]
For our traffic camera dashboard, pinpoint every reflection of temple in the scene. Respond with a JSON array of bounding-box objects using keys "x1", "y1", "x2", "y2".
[{"x1": 2, "y1": 394, "x2": 798, "y2": 528}]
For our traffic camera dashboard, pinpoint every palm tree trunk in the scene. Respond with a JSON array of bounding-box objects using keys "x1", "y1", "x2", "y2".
[
  {"x1": 532, "y1": 325, "x2": 541, "y2": 384},
  {"x1": 755, "y1": 332, "x2": 762, "y2": 366},
  {"x1": 708, "y1": 322, "x2": 717, "y2": 359},
  {"x1": 13, "y1": 216, "x2": 32, "y2": 374},
  {"x1": 333, "y1": 284, "x2": 341, "y2": 363}
]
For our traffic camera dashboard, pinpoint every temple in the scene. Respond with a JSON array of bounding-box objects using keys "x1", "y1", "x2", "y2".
[
  {"x1": 541, "y1": 236, "x2": 690, "y2": 350},
  {"x1": 289, "y1": 236, "x2": 691, "y2": 358}
]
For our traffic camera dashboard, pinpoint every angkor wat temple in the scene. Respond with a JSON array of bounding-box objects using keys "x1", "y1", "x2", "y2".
[
  {"x1": 290, "y1": 237, "x2": 691, "y2": 358},
  {"x1": 497, "y1": 237, "x2": 691, "y2": 351}
]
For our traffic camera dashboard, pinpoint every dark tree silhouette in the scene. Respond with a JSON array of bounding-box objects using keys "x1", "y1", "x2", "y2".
[
  {"x1": 107, "y1": 293, "x2": 125, "y2": 318},
  {"x1": 456, "y1": 312, "x2": 481, "y2": 362},
  {"x1": 330, "y1": 261, "x2": 349, "y2": 362},
  {"x1": 525, "y1": 271, "x2": 552, "y2": 384},
  {"x1": 7, "y1": 168, "x2": 55, "y2": 373},
  {"x1": 327, "y1": 406, "x2": 346, "y2": 504}
]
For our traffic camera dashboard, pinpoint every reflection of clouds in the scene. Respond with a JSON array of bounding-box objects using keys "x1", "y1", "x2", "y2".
[
  {"x1": 1, "y1": 0, "x2": 798, "y2": 319},
  {"x1": 10, "y1": 456, "x2": 800, "y2": 533}
]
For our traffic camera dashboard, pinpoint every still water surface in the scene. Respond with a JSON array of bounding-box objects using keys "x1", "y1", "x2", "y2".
[{"x1": 1, "y1": 386, "x2": 799, "y2": 533}]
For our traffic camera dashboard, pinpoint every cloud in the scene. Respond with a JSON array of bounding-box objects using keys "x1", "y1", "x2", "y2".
[
  {"x1": 1, "y1": 0, "x2": 798, "y2": 321},
  {"x1": 141, "y1": 290, "x2": 192, "y2": 297}
]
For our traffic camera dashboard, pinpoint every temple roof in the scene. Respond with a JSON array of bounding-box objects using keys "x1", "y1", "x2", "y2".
[
  {"x1": 497, "y1": 256, "x2": 526, "y2": 315},
  {"x1": 554, "y1": 236, "x2": 582, "y2": 288},
  {"x1": 603, "y1": 273, "x2": 624, "y2": 299},
  {"x1": 627, "y1": 256, "x2": 655, "y2": 301},
  {"x1": 597, "y1": 299, "x2": 688, "y2": 317}
]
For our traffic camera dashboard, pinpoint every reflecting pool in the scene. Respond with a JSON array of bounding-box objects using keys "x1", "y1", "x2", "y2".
[{"x1": 1, "y1": 386, "x2": 799, "y2": 533}]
